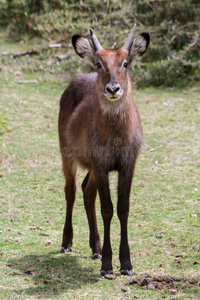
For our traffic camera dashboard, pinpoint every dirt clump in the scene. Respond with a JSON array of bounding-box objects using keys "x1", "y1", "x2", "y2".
[{"x1": 125, "y1": 273, "x2": 199, "y2": 293}]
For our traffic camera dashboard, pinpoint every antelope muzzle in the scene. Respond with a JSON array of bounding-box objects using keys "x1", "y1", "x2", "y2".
[{"x1": 104, "y1": 82, "x2": 123, "y2": 101}]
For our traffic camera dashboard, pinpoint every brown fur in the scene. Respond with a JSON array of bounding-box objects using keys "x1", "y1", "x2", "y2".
[{"x1": 58, "y1": 29, "x2": 150, "y2": 275}]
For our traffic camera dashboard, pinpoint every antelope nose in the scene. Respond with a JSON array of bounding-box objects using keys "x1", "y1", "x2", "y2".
[{"x1": 105, "y1": 84, "x2": 121, "y2": 95}]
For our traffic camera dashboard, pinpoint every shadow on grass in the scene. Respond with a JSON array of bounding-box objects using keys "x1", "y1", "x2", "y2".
[{"x1": 8, "y1": 251, "x2": 101, "y2": 297}]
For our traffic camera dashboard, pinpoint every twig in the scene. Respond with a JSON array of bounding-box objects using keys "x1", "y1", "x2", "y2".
[
  {"x1": 49, "y1": 43, "x2": 67, "y2": 48},
  {"x1": 0, "y1": 124, "x2": 23, "y2": 136},
  {"x1": 2, "y1": 49, "x2": 39, "y2": 58},
  {"x1": 13, "y1": 49, "x2": 39, "y2": 58},
  {"x1": 17, "y1": 80, "x2": 38, "y2": 84},
  {"x1": 52, "y1": 54, "x2": 70, "y2": 61}
]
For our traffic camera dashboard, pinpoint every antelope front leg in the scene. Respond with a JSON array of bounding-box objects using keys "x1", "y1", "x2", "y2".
[
  {"x1": 94, "y1": 169, "x2": 113, "y2": 276},
  {"x1": 82, "y1": 172, "x2": 102, "y2": 259},
  {"x1": 117, "y1": 167, "x2": 134, "y2": 276}
]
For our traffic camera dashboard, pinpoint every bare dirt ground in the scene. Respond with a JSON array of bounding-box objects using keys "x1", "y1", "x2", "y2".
[{"x1": 124, "y1": 273, "x2": 200, "y2": 295}]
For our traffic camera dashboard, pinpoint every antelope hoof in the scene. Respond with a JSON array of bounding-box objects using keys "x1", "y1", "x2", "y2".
[
  {"x1": 92, "y1": 253, "x2": 102, "y2": 260},
  {"x1": 60, "y1": 247, "x2": 72, "y2": 254},
  {"x1": 120, "y1": 269, "x2": 133, "y2": 276},
  {"x1": 101, "y1": 270, "x2": 115, "y2": 279}
]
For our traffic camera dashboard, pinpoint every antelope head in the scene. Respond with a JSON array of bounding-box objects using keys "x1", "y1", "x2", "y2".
[{"x1": 72, "y1": 24, "x2": 150, "y2": 101}]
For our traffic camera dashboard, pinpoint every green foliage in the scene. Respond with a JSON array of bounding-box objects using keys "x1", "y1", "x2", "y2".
[
  {"x1": 0, "y1": 114, "x2": 8, "y2": 136},
  {"x1": 0, "y1": 0, "x2": 199, "y2": 86}
]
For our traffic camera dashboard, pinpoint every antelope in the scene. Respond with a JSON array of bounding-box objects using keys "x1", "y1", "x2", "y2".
[{"x1": 58, "y1": 24, "x2": 150, "y2": 277}]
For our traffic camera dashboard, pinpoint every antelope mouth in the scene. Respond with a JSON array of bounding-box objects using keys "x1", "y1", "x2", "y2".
[{"x1": 104, "y1": 90, "x2": 123, "y2": 101}]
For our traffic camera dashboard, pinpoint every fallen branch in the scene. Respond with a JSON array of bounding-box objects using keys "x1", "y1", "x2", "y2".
[
  {"x1": 17, "y1": 80, "x2": 38, "y2": 84},
  {"x1": 2, "y1": 49, "x2": 39, "y2": 58},
  {"x1": 13, "y1": 49, "x2": 39, "y2": 58},
  {"x1": 49, "y1": 43, "x2": 67, "y2": 48},
  {"x1": 52, "y1": 54, "x2": 70, "y2": 61}
]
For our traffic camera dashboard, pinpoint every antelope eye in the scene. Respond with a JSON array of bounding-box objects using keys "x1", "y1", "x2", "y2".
[
  {"x1": 96, "y1": 62, "x2": 102, "y2": 69},
  {"x1": 123, "y1": 61, "x2": 128, "y2": 68}
]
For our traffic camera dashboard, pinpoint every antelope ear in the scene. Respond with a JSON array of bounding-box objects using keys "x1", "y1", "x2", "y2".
[
  {"x1": 72, "y1": 35, "x2": 95, "y2": 63},
  {"x1": 128, "y1": 33, "x2": 150, "y2": 63}
]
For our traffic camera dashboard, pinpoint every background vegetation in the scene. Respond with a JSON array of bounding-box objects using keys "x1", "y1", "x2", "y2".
[{"x1": 0, "y1": 0, "x2": 199, "y2": 87}]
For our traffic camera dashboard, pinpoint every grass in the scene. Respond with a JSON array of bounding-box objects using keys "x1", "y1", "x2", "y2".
[{"x1": 0, "y1": 30, "x2": 200, "y2": 299}]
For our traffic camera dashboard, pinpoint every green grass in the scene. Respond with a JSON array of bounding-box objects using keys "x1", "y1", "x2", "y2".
[{"x1": 0, "y1": 31, "x2": 200, "y2": 299}]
